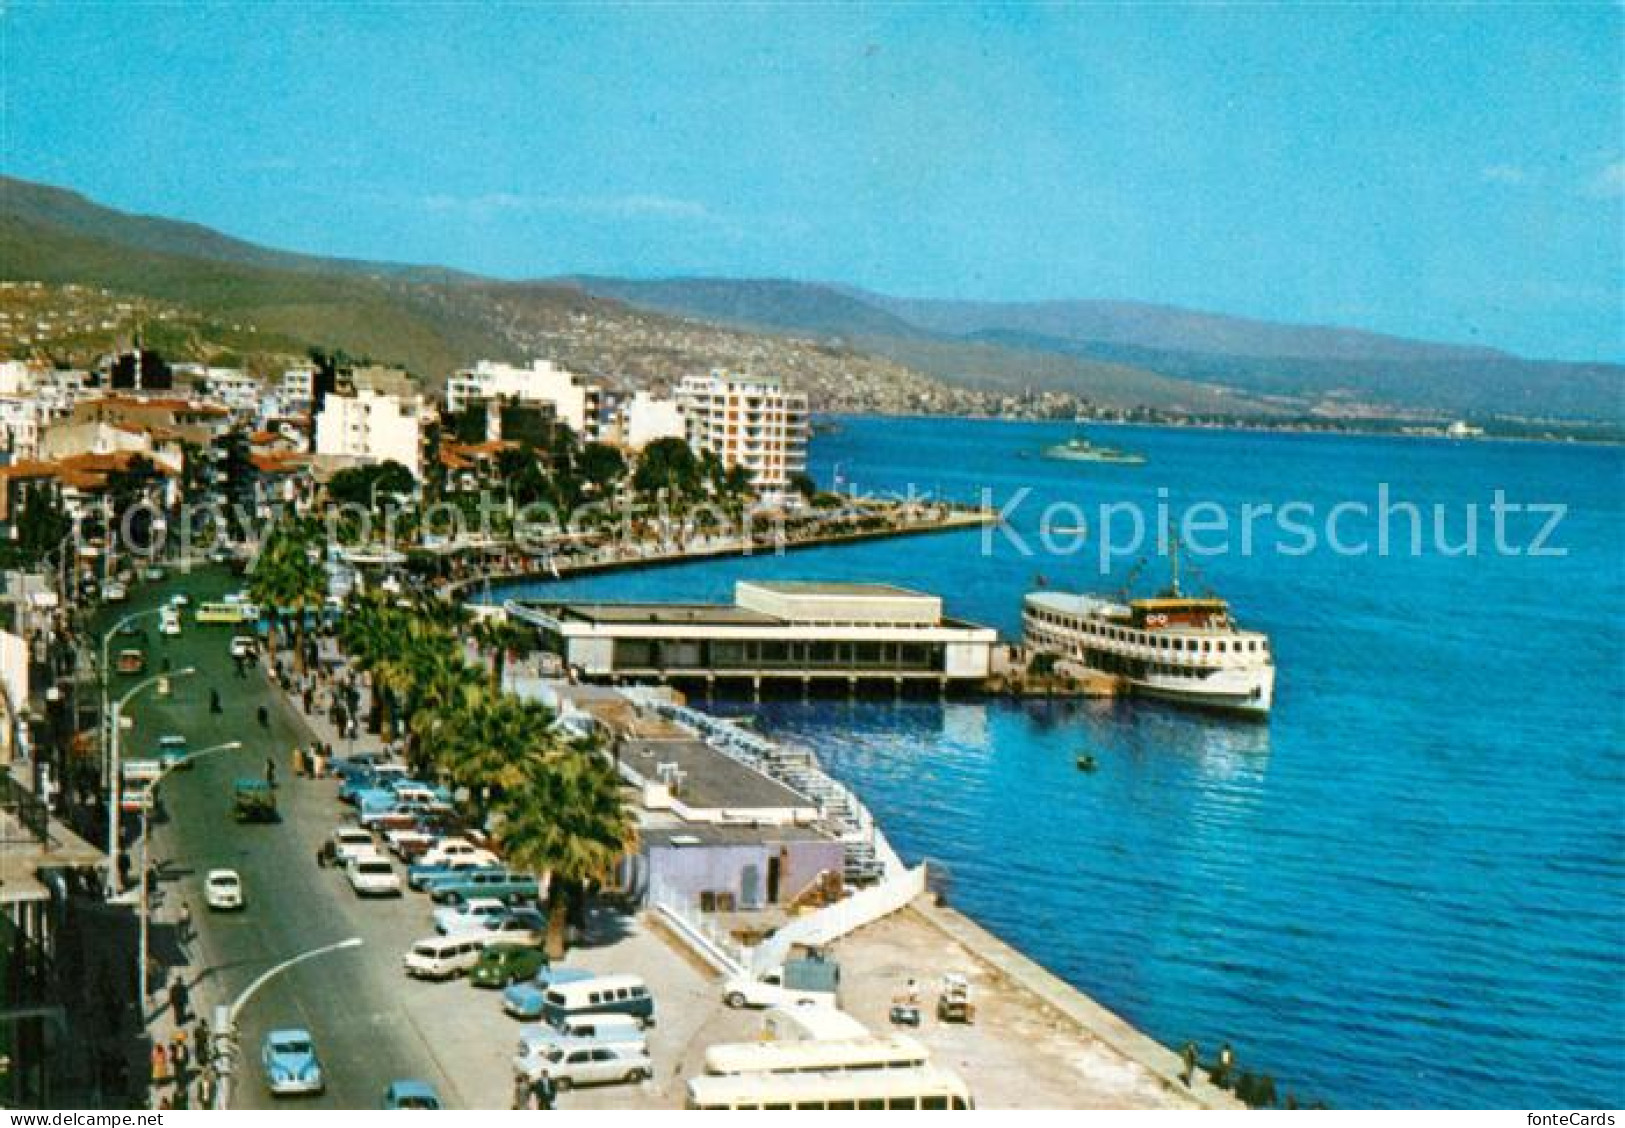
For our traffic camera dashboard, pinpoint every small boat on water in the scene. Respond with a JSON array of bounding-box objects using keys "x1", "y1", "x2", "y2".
[
  {"x1": 1075, "y1": 754, "x2": 1098, "y2": 772},
  {"x1": 1041, "y1": 432, "x2": 1146, "y2": 466}
]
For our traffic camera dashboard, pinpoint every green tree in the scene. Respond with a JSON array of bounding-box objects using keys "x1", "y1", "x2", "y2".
[
  {"x1": 327, "y1": 461, "x2": 416, "y2": 509},
  {"x1": 577, "y1": 442, "x2": 626, "y2": 497},
  {"x1": 472, "y1": 614, "x2": 537, "y2": 691},
  {"x1": 632, "y1": 437, "x2": 700, "y2": 500},
  {"x1": 495, "y1": 745, "x2": 638, "y2": 958}
]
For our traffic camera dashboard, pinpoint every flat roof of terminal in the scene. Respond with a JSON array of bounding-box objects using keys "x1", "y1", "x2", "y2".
[
  {"x1": 740, "y1": 580, "x2": 928, "y2": 598},
  {"x1": 540, "y1": 603, "x2": 780, "y2": 626},
  {"x1": 620, "y1": 738, "x2": 814, "y2": 811}
]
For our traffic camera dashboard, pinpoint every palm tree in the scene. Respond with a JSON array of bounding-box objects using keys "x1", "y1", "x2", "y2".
[
  {"x1": 436, "y1": 694, "x2": 551, "y2": 812},
  {"x1": 495, "y1": 745, "x2": 638, "y2": 958},
  {"x1": 339, "y1": 591, "x2": 411, "y2": 737},
  {"x1": 471, "y1": 614, "x2": 535, "y2": 690},
  {"x1": 399, "y1": 633, "x2": 484, "y2": 776}
]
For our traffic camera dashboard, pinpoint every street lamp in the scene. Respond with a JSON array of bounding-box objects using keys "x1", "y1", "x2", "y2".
[
  {"x1": 211, "y1": 937, "x2": 364, "y2": 1110},
  {"x1": 136, "y1": 740, "x2": 244, "y2": 1010},
  {"x1": 106, "y1": 667, "x2": 195, "y2": 895},
  {"x1": 99, "y1": 608, "x2": 165, "y2": 800}
]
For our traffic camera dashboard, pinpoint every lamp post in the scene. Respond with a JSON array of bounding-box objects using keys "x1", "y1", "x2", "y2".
[
  {"x1": 99, "y1": 608, "x2": 165, "y2": 806},
  {"x1": 106, "y1": 667, "x2": 195, "y2": 896},
  {"x1": 211, "y1": 937, "x2": 364, "y2": 1110},
  {"x1": 137, "y1": 740, "x2": 244, "y2": 1011}
]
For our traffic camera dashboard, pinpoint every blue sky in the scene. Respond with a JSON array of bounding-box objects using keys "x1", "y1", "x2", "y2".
[{"x1": 4, "y1": 2, "x2": 1621, "y2": 361}]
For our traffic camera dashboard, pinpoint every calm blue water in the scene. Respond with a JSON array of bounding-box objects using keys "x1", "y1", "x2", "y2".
[{"x1": 494, "y1": 418, "x2": 1625, "y2": 1108}]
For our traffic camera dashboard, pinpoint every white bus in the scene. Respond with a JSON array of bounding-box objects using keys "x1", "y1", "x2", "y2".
[
  {"x1": 703, "y1": 1034, "x2": 930, "y2": 1077},
  {"x1": 685, "y1": 1065, "x2": 973, "y2": 1110}
]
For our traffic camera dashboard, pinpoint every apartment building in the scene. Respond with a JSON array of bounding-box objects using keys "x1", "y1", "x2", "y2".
[
  {"x1": 676, "y1": 370, "x2": 809, "y2": 495},
  {"x1": 448, "y1": 359, "x2": 605, "y2": 439},
  {"x1": 618, "y1": 390, "x2": 687, "y2": 450},
  {"x1": 313, "y1": 388, "x2": 427, "y2": 480}
]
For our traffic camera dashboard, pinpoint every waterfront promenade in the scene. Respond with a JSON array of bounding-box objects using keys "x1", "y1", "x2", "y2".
[{"x1": 444, "y1": 501, "x2": 992, "y2": 598}]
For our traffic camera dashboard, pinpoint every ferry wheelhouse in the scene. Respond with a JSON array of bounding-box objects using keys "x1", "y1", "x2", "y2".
[{"x1": 1022, "y1": 560, "x2": 1274, "y2": 717}]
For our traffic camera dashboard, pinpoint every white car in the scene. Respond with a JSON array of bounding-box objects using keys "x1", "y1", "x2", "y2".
[
  {"x1": 204, "y1": 869, "x2": 244, "y2": 911},
  {"x1": 419, "y1": 837, "x2": 500, "y2": 869},
  {"x1": 168, "y1": 593, "x2": 191, "y2": 607},
  {"x1": 230, "y1": 635, "x2": 258, "y2": 659},
  {"x1": 346, "y1": 852, "x2": 403, "y2": 897},
  {"x1": 722, "y1": 966, "x2": 838, "y2": 1010},
  {"x1": 159, "y1": 610, "x2": 182, "y2": 637},
  {"x1": 434, "y1": 897, "x2": 509, "y2": 936},
  {"x1": 478, "y1": 908, "x2": 548, "y2": 948},
  {"x1": 515, "y1": 1041, "x2": 652, "y2": 1089},
  {"x1": 331, "y1": 826, "x2": 376, "y2": 864}
]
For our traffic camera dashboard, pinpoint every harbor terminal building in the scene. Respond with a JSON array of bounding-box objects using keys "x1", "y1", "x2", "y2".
[{"x1": 507, "y1": 580, "x2": 996, "y2": 695}]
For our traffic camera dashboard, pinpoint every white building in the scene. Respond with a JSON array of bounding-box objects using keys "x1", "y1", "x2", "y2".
[
  {"x1": 201, "y1": 367, "x2": 263, "y2": 415},
  {"x1": 617, "y1": 391, "x2": 686, "y2": 451},
  {"x1": 0, "y1": 399, "x2": 42, "y2": 461},
  {"x1": 313, "y1": 389, "x2": 426, "y2": 480},
  {"x1": 676, "y1": 371, "x2": 809, "y2": 495},
  {"x1": 447, "y1": 359, "x2": 603, "y2": 439}
]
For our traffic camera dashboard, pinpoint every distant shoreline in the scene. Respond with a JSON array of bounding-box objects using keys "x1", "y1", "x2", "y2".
[{"x1": 825, "y1": 411, "x2": 1624, "y2": 447}]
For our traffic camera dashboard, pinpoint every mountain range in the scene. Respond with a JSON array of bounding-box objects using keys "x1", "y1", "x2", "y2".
[{"x1": 3, "y1": 175, "x2": 1619, "y2": 423}]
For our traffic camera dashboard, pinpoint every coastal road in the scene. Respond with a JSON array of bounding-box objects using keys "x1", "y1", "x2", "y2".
[
  {"x1": 113, "y1": 566, "x2": 738, "y2": 1110},
  {"x1": 111, "y1": 568, "x2": 509, "y2": 1109}
]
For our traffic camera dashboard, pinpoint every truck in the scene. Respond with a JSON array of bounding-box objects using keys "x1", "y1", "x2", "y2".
[
  {"x1": 722, "y1": 953, "x2": 841, "y2": 1010},
  {"x1": 232, "y1": 779, "x2": 278, "y2": 823}
]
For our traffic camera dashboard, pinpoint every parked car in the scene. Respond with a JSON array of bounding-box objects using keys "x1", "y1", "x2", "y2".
[
  {"x1": 102, "y1": 580, "x2": 128, "y2": 603},
  {"x1": 402, "y1": 934, "x2": 486, "y2": 981},
  {"x1": 159, "y1": 608, "x2": 182, "y2": 636},
  {"x1": 385, "y1": 827, "x2": 439, "y2": 861},
  {"x1": 331, "y1": 827, "x2": 376, "y2": 864},
  {"x1": 722, "y1": 961, "x2": 840, "y2": 1010},
  {"x1": 408, "y1": 855, "x2": 498, "y2": 892},
  {"x1": 229, "y1": 635, "x2": 257, "y2": 659},
  {"x1": 504, "y1": 967, "x2": 598, "y2": 1021},
  {"x1": 428, "y1": 870, "x2": 539, "y2": 906},
  {"x1": 470, "y1": 943, "x2": 549, "y2": 989},
  {"x1": 382, "y1": 1080, "x2": 441, "y2": 1110},
  {"x1": 261, "y1": 1028, "x2": 324, "y2": 1096},
  {"x1": 346, "y1": 852, "x2": 403, "y2": 897},
  {"x1": 514, "y1": 1010, "x2": 644, "y2": 1060},
  {"x1": 536, "y1": 973, "x2": 655, "y2": 1028},
  {"x1": 204, "y1": 869, "x2": 244, "y2": 911},
  {"x1": 478, "y1": 908, "x2": 548, "y2": 948},
  {"x1": 115, "y1": 649, "x2": 146, "y2": 674},
  {"x1": 513, "y1": 1040, "x2": 652, "y2": 1089},
  {"x1": 416, "y1": 865, "x2": 507, "y2": 897},
  {"x1": 418, "y1": 837, "x2": 500, "y2": 870},
  {"x1": 433, "y1": 897, "x2": 510, "y2": 936}
]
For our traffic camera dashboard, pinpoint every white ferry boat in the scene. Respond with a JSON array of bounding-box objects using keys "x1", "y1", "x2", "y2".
[{"x1": 1022, "y1": 552, "x2": 1275, "y2": 717}]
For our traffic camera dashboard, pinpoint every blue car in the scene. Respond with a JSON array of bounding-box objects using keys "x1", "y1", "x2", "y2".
[
  {"x1": 407, "y1": 857, "x2": 493, "y2": 892},
  {"x1": 382, "y1": 1080, "x2": 441, "y2": 1109},
  {"x1": 261, "y1": 1028, "x2": 325, "y2": 1096},
  {"x1": 417, "y1": 865, "x2": 506, "y2": 896},
  {"x1": 502, "y1": 966, "x2": 596, "y2": 1020}
]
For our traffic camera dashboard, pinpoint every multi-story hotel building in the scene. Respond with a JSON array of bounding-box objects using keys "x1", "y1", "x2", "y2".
[{"x1": 676, "y1": 370, "x2": 809, "y2": 496}]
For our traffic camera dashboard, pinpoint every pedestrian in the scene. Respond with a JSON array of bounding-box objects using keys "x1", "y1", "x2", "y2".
[
  {"x1": 292, "y1": 746, "x2": 306, "y2": 778},
  {"x1": 1212, "y1": 1041, "x2": 1235, "y2": 1089},
  {"x1": 511, "y1": 1072, "x2": 529, "y2": 1110},
  {"x1": 264, "y1": 756, "x2": 277, "y2": 787},
  {"x1": 209, "y1": 688, "x2": 223, "y2": 714},
  {"x1": 168, "y1": 973, "x2": 190, "y2": 1025},
  {"x1": 533, "y1": 1071, "x2": 557, "y2": 1110},
  {"x1": 169, "y1": 1030, "x2": 189, "y2": 1077},
  {"x1": 195, "y1": 1017, "x2": 211, "y2": 1060},
  {"x1": 150, "y1": 1043, "x2": 170, "y2": 1087},
  {"x1": 1180, "y1": 1041, "x2": 1198, "y2": 1087},
  {"x1": 177, "y1": 900, "x2": 193, "y2": 945},
  {"x1": 316, "y1": 842, "x2": 327, "y2": 869}
]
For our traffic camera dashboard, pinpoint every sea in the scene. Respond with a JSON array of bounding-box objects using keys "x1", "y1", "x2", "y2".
[{"x1": 490, "y1": 416, "x2": 1625, "y2": 1109}]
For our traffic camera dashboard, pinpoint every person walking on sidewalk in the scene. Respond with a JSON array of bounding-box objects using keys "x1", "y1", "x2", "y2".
[
  {"x1": 150, "y1": 1043, "x2": 170, "y2": 1089},
  {"x1": 168, "y1": 972, "x2": 190, "y2": 1025},
  {"x1": 177, "y1": 900, "x2": 193, "y2": 946}
]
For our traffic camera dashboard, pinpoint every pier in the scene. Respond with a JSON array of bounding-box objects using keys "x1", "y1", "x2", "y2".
[{"x1": 508, "y1": 580, "x2": 999, "y2": 699}]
